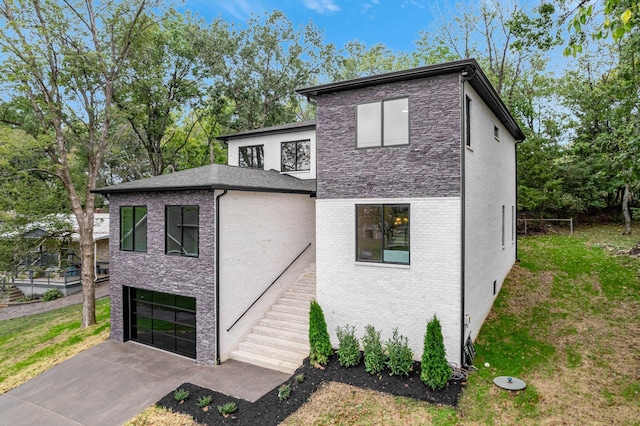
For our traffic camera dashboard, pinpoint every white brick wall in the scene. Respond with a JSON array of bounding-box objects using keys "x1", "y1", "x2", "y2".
[
  {"x1": 218, "y1": 190, "x2": 316, "y2": 360},
  {"x1": 463, "y1": 82, "x2": 517, "y2": 342},
  {"x1": 316, "y1": 197, "x2": 462, "y2": 364},
  {"x1": 227, "y1": 128, "x2": 316, "y2": 180}
]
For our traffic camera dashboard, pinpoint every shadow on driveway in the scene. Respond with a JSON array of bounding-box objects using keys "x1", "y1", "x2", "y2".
[{"x1": 0, "y1": 341, "x2": 290, "y2": 426}]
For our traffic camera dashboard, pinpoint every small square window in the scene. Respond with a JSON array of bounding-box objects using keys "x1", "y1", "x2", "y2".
[
  {"x1": 281, "y1": 140, "x2": 311, "y2": 172},
  {"x1": 356, "y1": 98, "x2": 409, "y2": 148},
  {"x1": 356, "y1": 204, "x2": 410, "y2": 264},
  {"x1": 239, "y1": 145, "x2": 264, "y2": 169},
  {"x1": 166, "y1": 205, "x2": 199, "y2": 257},
  {"x1": 494, "y1": 125, "x2": 500, "y2": 141}
]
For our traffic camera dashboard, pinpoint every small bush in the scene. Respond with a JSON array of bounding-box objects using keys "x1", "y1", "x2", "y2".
[
  {"x1": 385, "y1": 328, "x2": 414, "y2": 376},
  {"x1": 309, "y1": 300, "x2": 333, "y2": 366},
  {"x1": 217, "y1": 402, "x2": 237, "y2": 417},
  {"x1": 197, "y1": 395, "x2": 212, "y2": 408},
  {"x1": 336, "y1": 324, "x2": 362, "y2": 367},
  {"x1": 173, "y1": 387, "x2": 189, "y2": 403},
  {"x1": 421, "y1": 315, "x2": 452, "y2": 390},
  {"x1": 278, "y1": 383, "x2": 291, "y2": 401},
  {"x1": 42, "y1": 288, "x2": 63, "y2": 302},
  {"x1": 295, "y1": 373, "x2": 305, "y2": 383},
  {"x1": 362, "y1": 324, "x2": 386, "y2": 375}
]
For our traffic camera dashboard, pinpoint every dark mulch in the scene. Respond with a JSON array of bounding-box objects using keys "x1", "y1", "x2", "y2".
[{"x1": 157, "y1": 356, "x2": 465, "y2": 425}]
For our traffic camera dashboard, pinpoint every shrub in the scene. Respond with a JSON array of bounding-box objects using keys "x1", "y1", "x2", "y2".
[
  {"x1": 362, "y1": 324, "x2": 386, "y2": 375},
  {"x1": 277, "y1": 383, "x2": 291, "y2": 401},
  {"x1": 336, "y1": 324, "x2": 362, "y2": 367},
  {"x1": 42, "y1": 288, "x2": 63, "y2": 302},
  {"x1": 197, "y1": 395, "x2": 212, "y2": 408},
  {"x1": 217, "y1": 402, "x2": 237, "y2": 417},
  {"x1": 385, "y1": 328, "x2": 414, "y2": 376},
  {"x1": 173, "y1": 387, "x2": 189, "y2": 403},
  {"x1": 295, "y1": 373, "x2": 305, "y2": 383},
  {"x1": 421, "y1": 315, "x2": 452, "y2": 390},
  {"x1": 309, "y1": 299, "x2": 333, "y2": 366}
]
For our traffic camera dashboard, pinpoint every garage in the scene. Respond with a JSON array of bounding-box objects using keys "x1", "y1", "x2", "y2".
[{"x1": 124, "y1": 287, "x2": 196, "y2": 358}]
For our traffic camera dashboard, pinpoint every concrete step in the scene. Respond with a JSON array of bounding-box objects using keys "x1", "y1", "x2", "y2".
[
  {"x1": 259, "y1": 317, "x2": 309, "y2": 333},
  {"x1": 265, "y1": 310, "x2": 307, "y2": 324},
  {"x1": 271, "y1": 303, "x2": 308, "y2": 316},
  {"x1": 237, "y1": 341, "x2": 307, "y2": 364},
  {"x1": 229, "y1": 350, "x2": 301, "y2": 374},
  {"x1": 244, "y1": 333, "x2": 309, "y2": 353},
  {"x1": 277, "y1": 296, "x2": 311, "y2": 308},
  {"x1": 252, "y1": 325, "x2": 308, "y2": 344},
  {"x1": 282, "y1": 290, "x2": 314, "y2": 301}
]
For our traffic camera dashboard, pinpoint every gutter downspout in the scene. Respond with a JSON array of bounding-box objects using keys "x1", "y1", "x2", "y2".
[
  {"x1": 215, "y1": 188, "x2": 228, "y2": 365},
  {"x1": 460, "y1": 67, "x2": 476, "y2": 367}
]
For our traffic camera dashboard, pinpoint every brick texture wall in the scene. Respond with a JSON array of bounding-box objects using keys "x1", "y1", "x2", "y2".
[
  {"x1": 109, "y1": 190, "x2": 217, "y2": 365},
  {"x1": 315, "y1": 73, "x2": 461, "y2": 199}
]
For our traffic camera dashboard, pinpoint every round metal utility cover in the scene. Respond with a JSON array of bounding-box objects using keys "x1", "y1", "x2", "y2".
[{"x1": 494, "y1": 376, "x2": 526, "y2": 391}]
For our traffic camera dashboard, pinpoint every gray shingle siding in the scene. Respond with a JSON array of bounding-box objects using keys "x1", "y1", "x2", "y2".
[
  {"x1": 315, "y1": 73, "x2": 462, "y2": 199},
  {"x1": 109, "y1": 190, "x2": 217, "y2": 365}
]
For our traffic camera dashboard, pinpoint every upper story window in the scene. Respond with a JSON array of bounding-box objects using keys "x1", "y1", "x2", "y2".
[
  {"x1": 465, "y1": 96, "x2": 472, "y2": 147},
  {"x1": 356, "y1": 98, "x2": 409, "y2": 148},
  {"x1": 166, "y1": 206, "x2": 199, "y2": 258},
  {"x1": 239, "y1": 145, "x2": 264, "y2": 169},
  {"x1": 120, "y1": 206, "x2": 147, "y2": 252},
  {"x1": 356, "y1": 204, "x2": 410, "y2": 264},
  {"x1": 281, "y1": 140, "x2": 311, "y2": 172}
]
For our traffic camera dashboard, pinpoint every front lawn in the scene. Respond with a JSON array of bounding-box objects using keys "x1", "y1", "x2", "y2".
[{"x1": 0, "y1": 297, "x2": 110, "y2": 394}]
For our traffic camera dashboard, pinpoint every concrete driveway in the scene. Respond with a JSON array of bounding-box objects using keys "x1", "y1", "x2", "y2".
[{"x1": 0, "y1": 341, "x2": 290, "y2": 426}]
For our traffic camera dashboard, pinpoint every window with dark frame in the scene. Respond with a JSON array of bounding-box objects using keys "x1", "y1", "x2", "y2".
[
  {"x1": 356, "y1": 98, "x2": 409, "y2": 148},
  {"x1": 465, "y1": 96, "x2": 472, "y2": 147},
  {"x1": 356, "y1": 204, "x2": 410, "y2": 264},
  {"x1": 494, "y1": 125, "x2": 500, "y2": 141},
  {"x1": 281, "y1": 140, "x2": 311, "y2": 172},
  {"x1": 165, "y1": 205, "x2": 199, "y2": 257},
  {"x1": 120, "y1": 206, "x2": 147, "y2": 252},
  {"x1": 501, "y1": 205, "x2": 505, "y2": 248},
  {"x1": 238, "y1": 145, "x2": 264, "y2": 169}
]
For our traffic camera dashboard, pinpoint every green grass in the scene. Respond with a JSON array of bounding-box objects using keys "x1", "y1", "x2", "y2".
[{"x1": 0, "y1": 297, "x2": 111, "y2": 394}]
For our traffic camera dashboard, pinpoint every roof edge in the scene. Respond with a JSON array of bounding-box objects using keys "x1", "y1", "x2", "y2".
[
  {"x1": 92, "y1": 183, "x2": 316, "y2": 196},
  {"x1": 217, "y1": 121, "x2": 316, "y2": 141}
]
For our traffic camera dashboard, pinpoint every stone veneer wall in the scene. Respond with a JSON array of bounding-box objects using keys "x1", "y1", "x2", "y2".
[
  {"x1": 315, "y1": 73, "x2": 461, "y2": 200},
  {"x1": 109, "y1": 190, "x2": 217, "y2": 365}
]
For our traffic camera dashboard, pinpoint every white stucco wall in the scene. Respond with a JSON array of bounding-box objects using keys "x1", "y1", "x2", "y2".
[
  {"x1": 316, "y1": 197, "x2": 462, "y2": 364},
  {"x1": 226, "y1": 128, "x2": 316, "y2": 180},
  {"x1": 218, "y1": 190, "x2": 316, "y2": 360},
  {"x1": 463, "y1": 82, "x2": 517, "y2": 343}
]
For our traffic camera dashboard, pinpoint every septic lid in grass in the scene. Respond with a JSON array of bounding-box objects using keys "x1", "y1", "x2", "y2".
[{"x1": 493, "y1": 376, "x2": 526, "y2": 391}]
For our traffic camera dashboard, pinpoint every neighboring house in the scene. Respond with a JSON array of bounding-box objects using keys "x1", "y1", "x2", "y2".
[{"x1": 93, "y1": 58, "x2": 524, "y2": 371}]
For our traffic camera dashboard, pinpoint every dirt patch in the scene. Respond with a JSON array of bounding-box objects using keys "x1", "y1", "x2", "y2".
[{"x1": 156, "y1": 356, "x2": 464, "y2": 426}]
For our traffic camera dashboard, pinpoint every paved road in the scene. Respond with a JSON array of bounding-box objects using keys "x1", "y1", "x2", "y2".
[
  {"x1": 0, "y1": 341, "x2": 289, "y2": 426},
  {"x1": 0, "y1": 283, "x2": 110, "y2": 321}
]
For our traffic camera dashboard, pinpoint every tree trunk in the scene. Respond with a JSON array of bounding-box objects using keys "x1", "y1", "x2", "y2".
[
  {"x1": 622, "y1": 183, "x2": 632, "y2": 235},
  {"x1": 79, "y1": 225, "x2": 96, "y2": 327}
]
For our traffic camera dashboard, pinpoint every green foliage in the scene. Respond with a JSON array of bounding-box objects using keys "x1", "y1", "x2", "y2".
[
  {"x1": 362, "y1": 325, "x2": 387, "y2": 375},
  {"x1": 277, "y1": 383, "x2": 291, "y2": 401},
  {"x1": 173, "y1": 387, "x2": 189, "y2": 402},
  {"x1": 420, "y1": 315, "x2": 452, "y2": 390},
  {"x1": 385, "y1": 328, "x2": 414, "y2": 377},
  {"x1": 295, "y1": 373, "x2": 305, "y2": 383},
  {"x1": 42, "y1": 289, "x2": 63, "y2": 302},
  {"x1": 335, "y1": 324, "x2": 362, "y2": 368},
  {"x1": 217, "y1": 401, "x2": 237, "y2": 416},
  {"x1": 197, "y1": 395, "x2": 212, "y2": 408},
  {"x1": 308, "y1": 299, "x2": 333, "y2": 366}
]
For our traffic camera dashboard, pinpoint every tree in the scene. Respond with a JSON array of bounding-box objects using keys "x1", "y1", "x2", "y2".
[
  {"x1": 0, "y1": 0, "x2": 159, "y2": 327},
  {"x1": 421, "y1": 315, "x2": 451, "y2": 391}
]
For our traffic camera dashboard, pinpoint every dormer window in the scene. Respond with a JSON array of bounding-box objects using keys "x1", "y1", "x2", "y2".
[
  {"x1": 239, "y1": 145, "x2": 264, "y2": 169},
  {"x1": 356, "y1": 98, "x2": 409, "y2": 148}
]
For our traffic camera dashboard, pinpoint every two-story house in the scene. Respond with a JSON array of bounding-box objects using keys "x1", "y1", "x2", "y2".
[{"x1": 94, "y1": 58, "x2": 524, "y2": 374}]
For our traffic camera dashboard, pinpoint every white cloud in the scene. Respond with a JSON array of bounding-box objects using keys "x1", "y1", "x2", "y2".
[
  {"x1": 303, "y1": 0, "x2": 340, "y2": 14},
  {"x1": 210, "y1": 0, "x2": 264, "y2": 20}
]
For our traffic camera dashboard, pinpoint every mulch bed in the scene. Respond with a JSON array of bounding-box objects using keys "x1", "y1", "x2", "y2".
[{"x1": 157, "y1": 356, "x2": 465, "y2": 425}]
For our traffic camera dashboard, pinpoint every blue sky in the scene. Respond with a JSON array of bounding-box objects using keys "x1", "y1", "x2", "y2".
[{"x1": 183, "y1": 0, "x2": 440, "y2": 53}]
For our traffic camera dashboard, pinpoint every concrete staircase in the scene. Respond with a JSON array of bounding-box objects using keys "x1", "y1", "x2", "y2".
[
  {"x1": 0, "y1": 285, "x2": 25, "y2": 304},
  {"x1": 229, "y1": 264, "x2": 315, "y2": 374}
]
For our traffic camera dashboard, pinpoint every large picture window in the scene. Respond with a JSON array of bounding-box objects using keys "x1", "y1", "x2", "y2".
[
  {"x1": 281, "y1": 140, "x2": 311, "y2": 172},
  {"x1": 356, "y1": 98, "x2": 409, "y2": 148},
  {"x1": 356, "y1": 204, "x2": 410, "y2": 264},
  {"x1": 238, "y1": 145, "x2": 264, "y2": 169},
  {"x1": 120, "y1": 206, "x2": 147, "y2": 252},
  {"x1": 166, "y1": 206, "x2": 199, "y2": 257}
]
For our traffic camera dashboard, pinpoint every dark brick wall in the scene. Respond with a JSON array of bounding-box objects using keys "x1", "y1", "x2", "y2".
[
  {"x1": 109, "y1": 190, "x2": 217, "y2": 365},
  {"x1": 315, "y1": 73, "x2": 462, "y2": 199}
]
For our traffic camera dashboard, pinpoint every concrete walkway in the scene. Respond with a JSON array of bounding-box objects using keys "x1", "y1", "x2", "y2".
[
  {"x1": 0, "y1": 283, "x2": 111, "y2": 321},
  {"x1": 0, "y1": 341, "x2": 290, "y2": 426}
]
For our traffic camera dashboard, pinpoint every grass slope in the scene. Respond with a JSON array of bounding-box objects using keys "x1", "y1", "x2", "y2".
[{"x1": 0, "y1": 297, "x2": 110, "y2": 394}]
